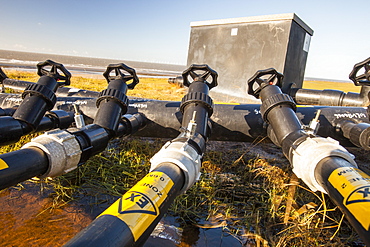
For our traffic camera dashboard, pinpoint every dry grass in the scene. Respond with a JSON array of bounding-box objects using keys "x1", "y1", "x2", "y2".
[
  {"x1": 303, "y1": 80, "x2": 360, "y2": 93},
  {"x1": 1, "y1": 70, "x2": 366, "y2": 246},
  {"x1": 3, "y1": 69, "x2": 186, "y2": 101}
]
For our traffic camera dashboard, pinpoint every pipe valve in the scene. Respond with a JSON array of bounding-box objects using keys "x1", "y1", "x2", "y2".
[
  {"x1": 247, "y1": 68, "x2": 284, "y2": 98},
  {"x1": 37, "y1": 59, "x2": 72, "y2": 86},
  {"x1": 349, "y1": 57, "x2": 370, "y2": 86}
]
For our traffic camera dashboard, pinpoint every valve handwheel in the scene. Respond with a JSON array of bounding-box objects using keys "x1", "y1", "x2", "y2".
[
  {"x1": 37, "y1": 60, "x2": 72, "y2": 86},
  {"x1": 0, "y1": 67, "x2": 7, "y2": 82},
  {"x1": 247, "y1": 68, "x2": 284, "y2": 98},
  {"x1": 103, "y1": 63, "x2": 139, "y2": 89},
  {"x1": 182, "y1": 64, "x2": 218, "y2": 89},
  {"x1": 349, "y1": 57, "x2": 370, "y2": 86}
]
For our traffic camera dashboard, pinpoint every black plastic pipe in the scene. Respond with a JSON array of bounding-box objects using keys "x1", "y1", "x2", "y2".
[
  {"x1": 289, "y1": 57, "x2": 370, "y2": 107},
  {"x1": 0, "y1": 60, "x2": 72, "y2": 146},
  {"x1": 0, "y1": 147, "x2": 49, "y2": 190},
  {"x1": 64, "y1": 163, "x2": 184, "y2": 247},
  {"x1": 315, "y1": 157, "x2": 370, "y2": 246},
  {"x1": 0, "y1": 63, "x2": 142, "y2": 190},
  {"x1": 168, "y1": 75, "x2": 184, "y2": 88},
  {"x1": 0, "y1": 110, "x2": 74, "y2": 146},
  {"x1": 5, "y1": 76, "x2": 370, "y2": 107},
  {"x1": 94, "y1": 63, "x2": 138, "y2": 136},
  {"x1": 289, "y1": 87, "x2": 370, "y2": 106},
  {"x1": 248, "y1": 68, "x2": 370, "y2": 246},
  {"x1": 0, "y1": 113, "x2": 145, "y2": 191},
  {"x1": 1, "y1": 78, "x2": 101, "y2": 97},
  {"x1": 66, "y1": 64, "x2": 217, "y2": 246},
  {"x1": 337, "y1": 120, "x2": 370, "y2": 150},
  {"x1": 0, "y1": 93, "x2": 369, "y2": 146},
  {"x1": 181, "y1": 82, "x2": 211, "y2": 138},
  {"x1": 0, "y1": 106, "x2": 17, "y2": 116},
  {"x1": 11, "y1": 60, "x2": 71, "y2": 133}
]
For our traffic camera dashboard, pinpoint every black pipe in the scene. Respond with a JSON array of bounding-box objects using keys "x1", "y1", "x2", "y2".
[
  {"x1": 0, "y1": 110, "x2": 74, "y2": 146},
  {"x1": 11, "y1": 60, "x2": 71, "y2": 133},
  {"x1": 168, "y1": 75, "x2": 184, "y2": 87},
  {"x1": 93, "y1": 63, "x2": 137, "y2": 137},
  {"x1": 0, "y1": 113, "x2": 145, "y2": 191},
  {"x1": 0, "y1": 106, "x2": 17, "y2": 116},
  {"x1": 64, "y1": 163, "x2": 184, "y2": 247},
  {"x1": 289, "y1": 87, "x2": 370, "y2": 106},
  {"x1": 0, "y1": 63, "x2": 142, "y2": 190},
  {"x1": 66, "y1": 64, "x2": 217, "y2": 246},
  {"x1": 60, "y1": 98, "x2": 370, "y2": 146},
  {"x1": 337, "y1": 120, "x2": 370, "y2": 150},
  {"x1": 180, "y1": 80, "x2": 212, "y2": 139},
  {"x1": 0, "y1": 147, "x2": 49, "y2": 190},
  {"x1": 248, "y1": 68, "x2": 370, "y2": 246},
  {"x1": 0, "y1": 93, "x2": 368, "y2": 146},
  {"x1": 0, "y1": 60, "x2": 72, "y2": 146},
  {"x1": 315, "y1": 157, "x2": 370, "y2": 246},
  {"x1": 259, "y1": 85, "x2": 302, "y2": 146},
  {"x1": 0, "y1": 67, "x2": 6, "y2": 83},
  {"x1": 289, "y1": 57, "x2": 370, "y2": 107},
  {"x1": 69, "y1": 63, "x2": 140, "y2": 161},
  {"x1": 1, "y1": 78, "x2": 102, "y2": 97}
]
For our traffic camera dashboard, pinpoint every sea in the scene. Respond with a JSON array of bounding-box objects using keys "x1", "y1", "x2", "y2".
[
  {"x1": 0, "y1": 49, "x2": 186, "y2": 78},
  {"x1": 0, "y1": 49, "x2": 354, "y2": 83}
]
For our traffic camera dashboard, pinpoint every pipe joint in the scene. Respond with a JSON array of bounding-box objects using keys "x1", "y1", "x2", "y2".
[
  {"x1": 21, "y1": 83, "x2": 57, "y2": 110},
  {"x1": 96, "y1": 88, "x2": 129, "y2": 112},
  {"x1": 291, "y1": 136, "x2": 356, "y2": 193},
  {"x1": 338, "y1": 120, "x2": 370, "y2": 150},
  {"x1": 180, "y1": 91, "x2": 214, "y2": 116},
  {"x1": 260, "y1": 93, "x2": 296, "y2": 123},
  {"x1": 22, "y1": 129, "x2": 82, "y2": 177},
  {"x1": 150, "y1": 140, "x2": 202, "y2": 194}
]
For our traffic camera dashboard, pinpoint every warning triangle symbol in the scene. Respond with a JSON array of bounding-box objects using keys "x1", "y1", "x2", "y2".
[{"x1": 118, "y1": 191, "x2": 158, "y2": 216}]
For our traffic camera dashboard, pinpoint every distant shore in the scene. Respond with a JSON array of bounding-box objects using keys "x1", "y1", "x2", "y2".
[{"x1": 0, "y1": 49, "x2": 186, "y2": 77}]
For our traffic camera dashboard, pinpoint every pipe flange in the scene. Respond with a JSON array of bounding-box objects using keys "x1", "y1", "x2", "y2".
[
  {"x1": 291, "y1": 136, "x2": 357, "y2": 193},
  {"x1": 22, "y1": 83, "x2": 56, "y2": 110},
  {"x1": 260, "y1": 93, "x2": 296, "y2": 123},
  {"x1": 150, "y1": 140, "x2": 202, "y2": 194},
  {"x1": 96, "y1": 88, "x2": 129, "y2": 112},
  {"x1": 22, "y1": 129, "x2": 82, "y2": 177},
  {"x1": 180, "y1": 92, "x2": 214, "y2": 116}
]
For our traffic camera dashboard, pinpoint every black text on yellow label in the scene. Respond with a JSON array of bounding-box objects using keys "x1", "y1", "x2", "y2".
[
  {"x1": 99, "y1": 171, "x2": 174, "y2": 241},
  {"x1": 329, "y1": 167, "x2": 370, "y2": 230},
  {"x1": 118, "y1": 191, "x2": 157, "y2": 216}
]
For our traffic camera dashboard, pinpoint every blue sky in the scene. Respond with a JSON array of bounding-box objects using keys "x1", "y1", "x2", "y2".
[{"x1": 0, "y1": 0, "x2": 368, "y2": 81}]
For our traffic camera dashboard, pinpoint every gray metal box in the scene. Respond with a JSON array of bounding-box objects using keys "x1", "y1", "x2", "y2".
[{"x1": 187, "y1": 13, "x2": 313, "y2": 103}]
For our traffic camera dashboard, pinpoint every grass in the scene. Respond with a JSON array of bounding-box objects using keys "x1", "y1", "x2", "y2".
[
  {"x1": 303, "y1": 80, "x2": 360, "y2": 93},
  {"x1": 0, "y1": 70, "x2": 366, "y2": 246},
  {"x1": 3, "y1": 70, "x2": 186, "y2": 101}
]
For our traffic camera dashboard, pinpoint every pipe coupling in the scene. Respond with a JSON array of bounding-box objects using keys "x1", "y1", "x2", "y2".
[
  {"x1": 291, "y1": 136, "x2": 357, "y2": 193},
  {"x1": 150, "y1": 140, "x2": 202, "y2": 194},
  {"x1": 22, "y1": 129, "x2": 82, "y2": 177}
]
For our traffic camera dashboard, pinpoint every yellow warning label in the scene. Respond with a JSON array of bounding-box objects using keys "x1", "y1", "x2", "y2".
[
  {"x1": 0, "y1": 159, "x2": 9, "y2": 170},
  {"x1": 98, "y1": 171, "x2": 174, "y2": 241},
  {"x1": 328, "y1": 167, "x2": 370, "y2": 230}
]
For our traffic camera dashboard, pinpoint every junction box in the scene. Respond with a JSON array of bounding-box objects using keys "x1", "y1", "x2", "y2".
[{"x1": 187, "y1": 13, "x2": 314, "y2": 103}]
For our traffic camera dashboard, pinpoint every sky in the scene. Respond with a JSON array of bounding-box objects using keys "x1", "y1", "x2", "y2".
[{"x1": 0, "y1": 0, "x2": 368, "y2": 81}]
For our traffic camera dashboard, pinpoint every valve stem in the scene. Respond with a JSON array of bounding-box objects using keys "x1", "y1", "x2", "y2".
[
  {"x1": 307, "y1": 109, "x2": 321, "y2": 135},
  {"x1": 73, "y1": 104, "x2": 85, "y2": 128},
  {"x1": 187, "y1": 111, "x2": 197, "y2": 136}
]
